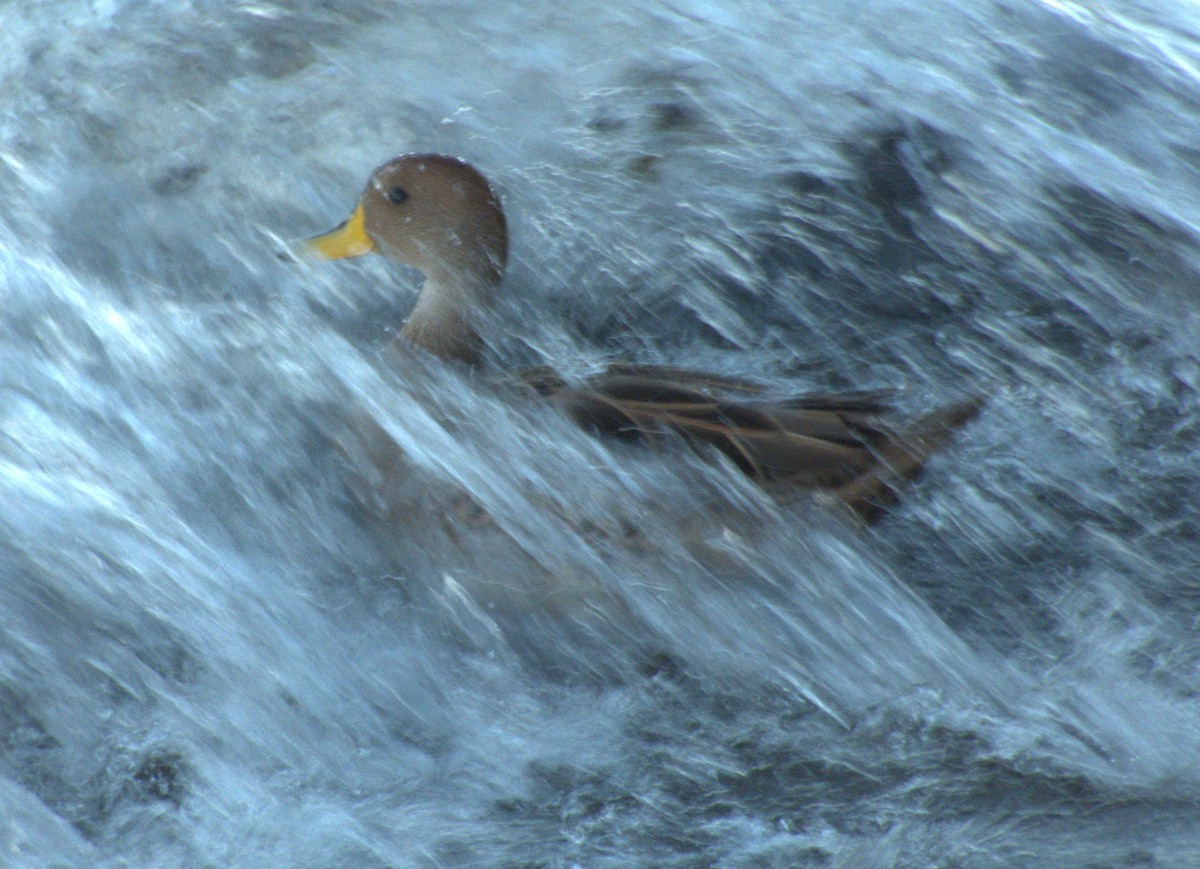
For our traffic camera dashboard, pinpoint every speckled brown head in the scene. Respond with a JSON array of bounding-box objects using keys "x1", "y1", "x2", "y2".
[{"x1": 307, "y1": 154, "x2": 509, "y2": 364}]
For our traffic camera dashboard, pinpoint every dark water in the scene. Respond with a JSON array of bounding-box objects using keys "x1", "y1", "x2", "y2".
[{"x1": 2, "y1": 0, "x2": 1199, "y2": 866}]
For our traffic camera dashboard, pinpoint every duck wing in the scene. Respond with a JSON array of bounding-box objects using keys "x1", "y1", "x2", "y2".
[{"x1": 521, "y1": 366, "x2": 981, "y2": 521}]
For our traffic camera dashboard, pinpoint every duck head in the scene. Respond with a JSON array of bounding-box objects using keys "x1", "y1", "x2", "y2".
[{"x1": 306, "y1": 154, "x2": 509, "y2": 364}]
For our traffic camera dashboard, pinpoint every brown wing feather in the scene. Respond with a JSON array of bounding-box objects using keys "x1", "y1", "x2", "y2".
[
  {"x1": 520, "y1": 365, "x2": 981, "y2": 521},
  {"x1": 833, "y1": 397, "x2": 983, "y2": 521}
]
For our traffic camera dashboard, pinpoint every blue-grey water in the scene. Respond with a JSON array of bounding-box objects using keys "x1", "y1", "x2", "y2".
[{"x1": 2, "y1": 0, "x2": 1199, "y2": 866}]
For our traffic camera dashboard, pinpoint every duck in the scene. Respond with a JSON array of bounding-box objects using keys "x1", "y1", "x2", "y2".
[{"x1": 304, "y1": 154, "x2": 980, "y2": 521}]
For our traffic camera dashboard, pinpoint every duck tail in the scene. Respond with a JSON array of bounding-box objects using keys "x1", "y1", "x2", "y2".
[{"x1": 834, "y1": 396, "x2": 984, "y2": 523}]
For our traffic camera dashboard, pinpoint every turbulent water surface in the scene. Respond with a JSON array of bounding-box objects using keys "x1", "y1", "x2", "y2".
[{"x1": 3, "y1": 0, "x2": 1200, "y2": 866}]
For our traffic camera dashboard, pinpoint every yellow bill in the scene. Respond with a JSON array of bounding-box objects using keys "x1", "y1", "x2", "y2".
[{"x1": 304, "y1": 203, "x2": 376, "y2": 259}]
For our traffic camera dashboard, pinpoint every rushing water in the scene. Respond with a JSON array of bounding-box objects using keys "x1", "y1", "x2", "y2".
[{"x1": 3, "y1": 0, "x2": 1200, "y2": 865}]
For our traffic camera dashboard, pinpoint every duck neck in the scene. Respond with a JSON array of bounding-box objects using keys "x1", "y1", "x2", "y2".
[{"x1": 399, "y1": 261, "x2": 499, "y2": 367}]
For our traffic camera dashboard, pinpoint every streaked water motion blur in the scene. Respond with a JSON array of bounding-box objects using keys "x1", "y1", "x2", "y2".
[{"x1": 3, "y1": 0, "x2": 1199, "y2": 865}]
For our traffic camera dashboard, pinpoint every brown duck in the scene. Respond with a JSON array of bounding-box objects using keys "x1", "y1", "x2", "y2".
[{"x1": 305, "y1": 154, "x2": 980, "y2": 521}]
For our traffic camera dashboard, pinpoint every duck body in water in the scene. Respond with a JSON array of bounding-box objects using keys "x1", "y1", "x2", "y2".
[{"x1": 305, "y1": 154, "x2": 980, "y2": 521}]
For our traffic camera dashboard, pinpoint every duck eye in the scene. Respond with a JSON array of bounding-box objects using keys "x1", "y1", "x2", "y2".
[{"x1": 386, "y1": 186, "x2": 409, "y2": 204}]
